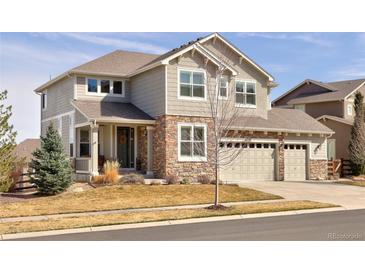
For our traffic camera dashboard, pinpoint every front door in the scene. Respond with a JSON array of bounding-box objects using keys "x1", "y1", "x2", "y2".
[{"x1": 117, "y1": 127, "x2": 135, "y2": 168}]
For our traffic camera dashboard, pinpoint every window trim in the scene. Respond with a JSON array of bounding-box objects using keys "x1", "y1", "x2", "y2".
[
  {"x1": 177, "y1": 123, "x2": 207, "y2": 162},
  {"x1": 41, "y1": 91, "x2": 47, "y2": 111},
  {"x1": 235, "y1": 79, "x2": 257, "y2": 109},
  {"x1": 79, "y1": 128, "x2": 91, "y2": 158},
  {"x1": 177, "y1": 68, "x2": 207, "y2": 101},
  {"x1": 85, "y1": 77, "x2": 125, "y2": 97},
  {"x1": 218, "y1": 76, "x2": 229, "y2": 100}
]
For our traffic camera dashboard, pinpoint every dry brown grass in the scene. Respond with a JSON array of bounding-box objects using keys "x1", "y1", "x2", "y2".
[
  {"x1": 0, "y1": 185, "x2": 282, "y2": 218},
  {"x1": 335, "y1": 181, "x2": 365, "y2": 187},
  {"x1": 0, "y1": 200, "x2": 337, "y2": 235}
]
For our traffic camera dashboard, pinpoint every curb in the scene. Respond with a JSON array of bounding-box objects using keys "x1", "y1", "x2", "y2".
[{"x1": 0, "y1": 206, "x2": 346, "y2": 240}]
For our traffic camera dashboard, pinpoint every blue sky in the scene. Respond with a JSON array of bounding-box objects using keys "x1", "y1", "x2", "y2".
[{"x1": 1, "y1": 32, "x2": 365, "y2": 143}]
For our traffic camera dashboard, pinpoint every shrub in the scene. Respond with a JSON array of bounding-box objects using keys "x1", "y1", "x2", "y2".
[
  {"x1": 120, "y1": 173, "x2": 145, "y2": 184},
  {"x1": 165, "y1": 174, "x2": 179, "y2": 185},
  {"x1": 197, "y1": 174, "x2": 212, "y2": 184},
  {"x1": 103, "y1": 160, "x2": 120, "y2": 184},
  {"x1": 181, "y1": 178, "x2": 192, "y2": 185},
  {"x1": 30, "y1": 124, "x2": 72, "y2": 195}
]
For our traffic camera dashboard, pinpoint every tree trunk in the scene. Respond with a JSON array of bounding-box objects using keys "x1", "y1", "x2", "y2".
[{"x1": 214, "y1": 152, "x2": 219, "y2": 206}]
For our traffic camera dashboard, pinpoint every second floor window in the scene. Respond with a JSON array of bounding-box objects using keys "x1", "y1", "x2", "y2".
[
  {"x1": 100, "y1": 80, "x2": 110, "y2": 93},
  {"x1": 41, "y1": 92, "x2": 47, "y2": 110},
  {"x1": 87, "y1": 79, "x2": 98, "y2": 93},
  {"x1": 179, "y1": 70, "x2": 205, "y2": 99},
  {"x1": 219, "y1": 77, "x2": 228, "y2": 98},
  {"x1": 235, "y1": 80, "x2": 256, "y2": 107}
]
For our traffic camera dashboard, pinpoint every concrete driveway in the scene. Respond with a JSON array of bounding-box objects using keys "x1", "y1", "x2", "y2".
[{"x1": 239, "y1": 181, "x2": 365, "y2": 209}]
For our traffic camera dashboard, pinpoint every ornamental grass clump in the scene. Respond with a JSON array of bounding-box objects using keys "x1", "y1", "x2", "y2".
[{"x1": 93, "y1": 160, "x2": 120, "y2": 185}]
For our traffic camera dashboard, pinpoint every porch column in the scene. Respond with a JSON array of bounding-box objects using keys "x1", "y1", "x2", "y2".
[
  {"x1": 146, "y1": 126, "x2": 154, "y2": 176},
  {"x1": 91, "y1": 124, "x2": 99, "y2": 176}
]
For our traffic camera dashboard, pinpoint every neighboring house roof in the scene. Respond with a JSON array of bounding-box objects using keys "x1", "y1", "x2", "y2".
[
  {"x1": 72, "y1": 100, "x2": 155, "y2": 124},
  {"x1": 35, "y1": 32, "x2": 275, "y2": 92},
  {"x1": 13, "y1": 138, "x2": 40, "y2": 163},
  {"x1": 273, "y1": 78, "x2": 365, "y2": 105},
  {"x1": 229, "y1": 108, "x2": 334, "y2": 135},
  {"x1": 316, "y1": 115, "x2": 354, "y2": 126}
]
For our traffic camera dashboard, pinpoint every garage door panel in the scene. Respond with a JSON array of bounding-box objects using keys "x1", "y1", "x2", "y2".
[
  {"x1": 284, "y1": 145, "x2": 307, "y2": 181},
  {"x1": 220, "y1": 143, "x2": 276, "y2": 182}
]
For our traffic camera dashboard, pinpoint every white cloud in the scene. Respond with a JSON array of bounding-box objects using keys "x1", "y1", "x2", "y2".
[
  {"x1": 329, "y1": 58, "x2": 365, "y2": 79},
  {"x1": 60, "y1": 33, "x2": 168, "y2": 54},
  {"x1": 238, "y1": 32, "x2": 337, "y2": 47},
  {"x1": 0, "y1": 40, "x2": 94, "y2": 66}
]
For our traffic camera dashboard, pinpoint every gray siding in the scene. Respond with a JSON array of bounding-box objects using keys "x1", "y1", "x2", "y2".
[
  {"x1": 130, "y1": 66, "x2": 165, "y2": 118},
  {"x1": 41, "y1": 77, "x2": 74, "y2": 120},
  {"x1": 166, "y1": 39, "x2": 270, "y2": 118},
  {"x1": 75, "y1": 109, "x2": 89, "y2": 124},
  {"x1": 304, "y1": 101, "x2": 344, "y2": 119},
  {"x1": 76, "y1": 76, "x2": 131, "y2": 103}
]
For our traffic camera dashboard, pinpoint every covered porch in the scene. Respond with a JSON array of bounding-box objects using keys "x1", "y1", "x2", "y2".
[{"x1": 72, "y1": 100, "x2": 155, "y2": 178}]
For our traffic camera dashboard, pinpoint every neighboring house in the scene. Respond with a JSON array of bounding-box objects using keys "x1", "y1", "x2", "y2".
[
  {"x1": 13, "y1": 138, "x2": 40, "y2": 166},
  {"x1": 35, "y1": 33, "x2": 332, "y2": 182},
  {"x1": 272, "y1": 78, "x2": 365, "y2": 160}
]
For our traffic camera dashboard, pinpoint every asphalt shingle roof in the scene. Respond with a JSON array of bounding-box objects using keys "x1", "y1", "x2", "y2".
[
  {"x1": 287, "y1": 78, "x2": 365, "y2": 105},
  {"x1": 230, "y1": 108, "x2": 333, "y2": 134},
  {"x1": 73, "y1": 100, "x2": 154, "y2": 122}
]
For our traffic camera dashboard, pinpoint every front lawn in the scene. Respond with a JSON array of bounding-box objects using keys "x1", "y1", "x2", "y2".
[
  {"x1": 0, "y1": 184, "x2": 282, "y2": 218},
  {"x1": 0, "y1": 200, "x2": 336, "y2": 235}
]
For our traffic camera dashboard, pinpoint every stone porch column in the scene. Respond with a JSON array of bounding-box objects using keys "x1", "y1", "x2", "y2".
[
  {"x1": 90, "y1": 124, "x2": 99, "y2": 176},
  {"x1": 146, "y1": 126, "x2": 154, "y2": 176}
]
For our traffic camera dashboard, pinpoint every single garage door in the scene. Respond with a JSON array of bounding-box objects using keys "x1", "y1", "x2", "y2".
[
  {"x1": 284, "y1": 144, "x2": 307, "y2": 181},
  {"x1": 220, "y1": 142, "x2": 276, "y2": 182}
]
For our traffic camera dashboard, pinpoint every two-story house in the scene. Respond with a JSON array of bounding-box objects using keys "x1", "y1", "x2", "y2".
[
  {"x1": 272, "y1": 78, "x2": 365, "y2": 160},
  {"x1": 35, "y1": 33, "x2": 332, "y2": 182}
]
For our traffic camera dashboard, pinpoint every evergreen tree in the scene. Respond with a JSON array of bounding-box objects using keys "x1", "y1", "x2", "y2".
[
  {"x1": 0, "y1": 90, "x2": 17, "y2": 192},
  {"x1": 348, "y1": 92, "x2": 365, "y2": 175},
  {"x1": 30, "y1": 124, "x2": 72, "y2": 195}
]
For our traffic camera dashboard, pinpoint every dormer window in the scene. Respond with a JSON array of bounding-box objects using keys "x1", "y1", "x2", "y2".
[
  {"x1": 100, "y1": 80, "x2": 110, "y2": 93},
  {"x1": 86, "y1": 77, "x2": 124, "y2": 96},
  {"x1": 235, "y1": 80, "x2": 256, "y2": 108},
  {"x1": 87, "y1": 79, "x2": 98, "y2": 93}
]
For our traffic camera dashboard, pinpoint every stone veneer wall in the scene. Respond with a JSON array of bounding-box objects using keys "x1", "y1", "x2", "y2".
[
  {"x1": 152, "y1": 115, "x2": 327, "y2": 181},
  {"x1": 137, "y1": 126, "x2": 148, "y2": 172},
  {"x1": 309, "y1": 160, "x2": 328, "y2": 180},
  {"x1": 153, "y1": 115, "x2": 215, "y2": 179}
]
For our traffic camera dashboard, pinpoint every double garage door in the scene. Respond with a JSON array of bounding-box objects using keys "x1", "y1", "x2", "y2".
[{"x1": 220, "y1": 142, "x2": 307, "y2": 182}]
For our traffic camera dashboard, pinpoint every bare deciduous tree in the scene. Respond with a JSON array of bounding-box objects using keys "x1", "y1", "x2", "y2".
[{"x1": 196, "y1": 48, "x2": 251, "y2": 208}]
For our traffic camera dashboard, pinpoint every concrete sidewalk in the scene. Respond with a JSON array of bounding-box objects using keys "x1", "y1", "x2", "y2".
[
  {"x1": 0, "y1": 206, "x2": 345, "y2": 240},
  {"x1": 0, "y1": 198, "x2": 286, "y2": 224}
]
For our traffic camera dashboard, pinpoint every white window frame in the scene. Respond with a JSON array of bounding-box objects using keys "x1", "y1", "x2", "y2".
[
  {"x1": 347, "y1": 104, "x2": 353, "y2": 116},
  {"x1": 177, "y1": 123, "x2": 207, "y2": 162},
  {"x1": 218, "y1": 76, "x2": 229, "y2": 100},
  {"x1": 79, "y1": 128, "x2": 91, "y2": 158},
  {"x1": 41, "y1": 91, "x2": 47, "y2": 111},
  {"x1": 235, "y1": 79, "x2": 257, "y2": 109},
  {"x1": 177, "y1": 68, "x2": 207, "y2": 101},
  {"x1": 85, "y1": 77, "x2": 125, "y2": 97}
]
